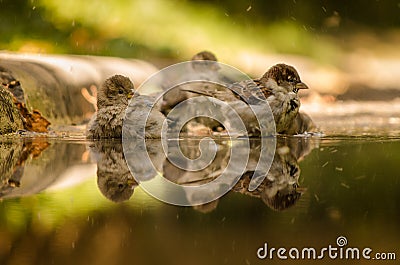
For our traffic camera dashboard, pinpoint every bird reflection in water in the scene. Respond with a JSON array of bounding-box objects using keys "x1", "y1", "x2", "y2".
[
  {"x1": 92, "y1": 139, "x2": 165, "y2": 202},
  {"x1": 164, "y1": 137, "x2": 317, "y2": 212},
  {"x1": 90, "y1": 141, "x2": 138, "y2": 202},
  {"x1": 93, "y1": 136, "x2": 318, "y2": 213},
  {"x1": 233, "y1": 137, "x2": 315, "y2": 211}
]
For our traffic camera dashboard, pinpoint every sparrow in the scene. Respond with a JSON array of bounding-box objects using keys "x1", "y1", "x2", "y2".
[
  {"x1": 256, "y1": 63, "x2": 309, "y2": 134},
  {"x1": 190, "y1": 50, "x2": 220, "y2": 72},
  {"x1": 285, "y1": 111, "x2": 316, "y2": 135},
  {"x1": 161, "y1": 51, "x2": 228, "y2": 134},
  {"x1": 160, "y1": 50, "x2": 220, "y2": 115},
  {"x1": 182, "y1": 63, "x2": 310, "y2": 135},
  {"x1": 87, "y1": 75, "x2": 134, "y2": 139},
  {"x1": 87, "y1": 75, "x2": 166, "y2": 139},
  {"x1": 123, "y1": 93, "x2": 166, "y2": 139}
]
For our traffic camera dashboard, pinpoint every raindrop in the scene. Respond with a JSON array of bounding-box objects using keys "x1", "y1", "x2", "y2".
[
  {"x1": 335, "y1": 167, "x2": 343, "y2": 171},
  {"x1": 340, "y1": 182, "x2": 350, "y2": 189},
  {"x1": 246, "y1": 5, "x2": 252, "y2": 12}
]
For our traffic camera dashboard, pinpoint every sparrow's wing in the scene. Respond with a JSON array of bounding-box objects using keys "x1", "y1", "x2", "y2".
[
  {"x1": 253, "y1": 79, "x2": 274, "y2": 99},
  {"x1": 180, "y1": 82, "x2": 239, "y2": 102},
  {"x1": 230, "y1": 79, "x2": 273, "y2": 104},
  {"x1": 180, "y1": 79, "x2": 274, "y2": 105}
]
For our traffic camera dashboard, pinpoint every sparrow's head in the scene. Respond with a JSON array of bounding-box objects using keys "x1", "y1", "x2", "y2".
[
  {"x1": 97, "y1": 75, "x2": 134, "y2": 108},
  {"x1": 262, "y1": 63, "x2": 308, "y2": 93},
  {"x1": 191, "y1": 50, "x2": 220, "y2": 71},
  {"x1": 192, "y1": 50, "x2": 218, "y2": 61}
]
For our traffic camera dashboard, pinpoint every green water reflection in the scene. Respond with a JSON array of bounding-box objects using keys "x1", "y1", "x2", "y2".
[{"x1": 0, "y1": 137, "x2": 399, "y2": 264}]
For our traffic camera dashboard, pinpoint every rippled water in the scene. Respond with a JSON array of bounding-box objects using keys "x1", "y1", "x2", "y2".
[{"x1": 0, "y1": 110, "x2": 399, "y2": 264}]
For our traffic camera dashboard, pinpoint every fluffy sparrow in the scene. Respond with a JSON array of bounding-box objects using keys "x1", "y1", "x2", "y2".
[
  {"x1": 123, "y1": 93, "x2": 166, "y2": 139},
  {"x1": 182, "y1": 63, "x2": 310, "y2": 135},
  {"x1": 161, "y1": 51, "x2": 219, "y2": 115},
  {"x1": 255, "y1": 64, "x2": 309, "y2": 134},
  {"x1": 161, "y1": 51, "x2": 229, "y2": 135},
  {"x1": 87, "y1": 75, "x2": 166, "y2": 139},
  {"x1": 87, "y1": 75, "x2": 134, "y2": 139},
  {"x1": 286, "y1": 111, "x2": 316, "y2": 135}
]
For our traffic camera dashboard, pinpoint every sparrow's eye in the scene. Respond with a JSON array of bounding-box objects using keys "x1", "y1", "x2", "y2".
[
  {"x1": 118, "y1": 88, "x2": 124, "y2": 94},
  {"x1": 287, "y1": 75, "x2": 298, "y2": 83}
]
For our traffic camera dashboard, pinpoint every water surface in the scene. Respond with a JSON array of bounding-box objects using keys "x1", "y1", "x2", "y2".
[{"x1": 0, "y1": 129, "x2": 399, "y2": 265}]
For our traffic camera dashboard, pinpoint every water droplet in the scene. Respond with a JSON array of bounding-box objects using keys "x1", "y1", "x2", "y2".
[
  {"x1": 335, "y1": 167, "x2": 343, "y2": 171},
  {"x1": 340, "y1": 182, "x2": 350, "y2": 189}
]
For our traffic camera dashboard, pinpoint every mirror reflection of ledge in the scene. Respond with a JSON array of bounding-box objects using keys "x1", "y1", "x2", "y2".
[
  {"x1": 0, "y1": 140, "x2": 50, "y2": 197},
  {"x1": 0, "y1": 139, "x2": 93, "y2": 199}
]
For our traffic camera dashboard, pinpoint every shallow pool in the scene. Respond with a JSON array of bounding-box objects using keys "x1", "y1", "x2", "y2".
[{"x1": 0, "y1": 126, "x2": 399, "y2": 265}]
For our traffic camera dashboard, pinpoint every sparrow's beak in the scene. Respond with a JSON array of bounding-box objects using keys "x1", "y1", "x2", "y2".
[
  {"x1": 295, "y1": 82, "x2": 309, "y2": 90},
  {"x1": 127, "y1": 91, "x2": 134, "y2": 99},
  {"x1": 126, "y1": 178, "x2": 136, "y2": 186}
]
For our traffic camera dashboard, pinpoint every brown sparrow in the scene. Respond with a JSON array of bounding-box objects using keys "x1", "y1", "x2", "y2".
[
  {"x1": 190, "y1": 50, "x2": 220, "y2": 72},
  {"x1": 255, "y1": 63, "x2": 309, "y2": 134},
  {"x1": 161, "y1": 51, "x2": 219, "y2": 115},
  {"x1": 123, "y1": 93, "x2": 166, "y2": 138},
  {"x1": 286, "y1": 111, "x2": 316, "y2": 135},
  {"x1": 87, "y1": 75, "x2": 134, "y2": 139},
  {"x1": 87, "y1": 75, "x2": 166, "y2": 139},
  {"x1": 182, "y1": 63, "x2": 310, "y2": 135}
]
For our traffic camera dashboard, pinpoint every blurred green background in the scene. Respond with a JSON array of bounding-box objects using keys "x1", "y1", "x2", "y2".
[{"x1": 1, "y1": 0, "x2": 400, "y2": 67}]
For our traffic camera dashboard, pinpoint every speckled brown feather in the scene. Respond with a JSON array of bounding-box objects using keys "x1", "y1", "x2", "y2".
[{"x1": 261, "y1": 63, "x2": 301, "y2": 86}]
